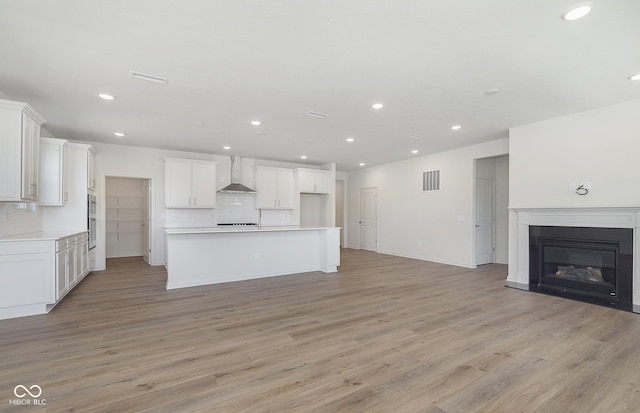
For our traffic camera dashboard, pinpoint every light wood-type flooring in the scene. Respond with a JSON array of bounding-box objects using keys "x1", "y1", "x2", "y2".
[{"x1": 2, "y1": 249, "x2": 640, "y2": 412}]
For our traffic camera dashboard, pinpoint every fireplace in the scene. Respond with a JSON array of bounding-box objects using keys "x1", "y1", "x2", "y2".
[{"x1": 529, "y1": 226, "x2": 633, "y2": 311}]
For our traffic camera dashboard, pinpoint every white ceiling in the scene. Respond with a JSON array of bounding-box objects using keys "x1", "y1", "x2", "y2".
[{"x1": 1, "y1": 1, "x2": 639, "y2": 171}]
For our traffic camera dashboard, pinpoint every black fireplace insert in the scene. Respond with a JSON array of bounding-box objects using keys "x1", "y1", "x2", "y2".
[{"x1": 529, "y1": 226, "x2": 633, "y2": 311}]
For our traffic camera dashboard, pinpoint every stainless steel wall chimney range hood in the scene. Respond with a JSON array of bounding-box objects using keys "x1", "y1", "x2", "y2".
[{"x1": 218, "y1": 155, "x2": 255, "y2": 193}]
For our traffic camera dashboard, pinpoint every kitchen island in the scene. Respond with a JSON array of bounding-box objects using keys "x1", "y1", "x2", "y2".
[{"x1": 164, "y1": 226, "x2": 340, "y2": 289}]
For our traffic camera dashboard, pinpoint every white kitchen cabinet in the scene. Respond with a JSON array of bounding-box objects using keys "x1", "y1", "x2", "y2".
[
  {"x1": 54, "y1": 233, "x2": 89, "y2": 302},
  {"x1": 256, "y1": 166, "x2": 294, "y2": 209},
  {"x1": 41, "y1": 143, "x2": 96, "y2": 274},
  {"x1": 0, "y1": 231, "x2": 89, "y2": 320},
  {"x1": 39, "y1": 138, "x2": 68, "y2": 206},
  {"x1": 298, "y1": 168, "x2": 330, "y2": 194},
  {"x1": 58, "y1": 233, "x2": 89, "y2": 300},
  {"x1": 56, "y1": 246, "x2": 69, "y2": 300},
  {"x1": 0, "y1": 99, "x2": 46, "y2": 202},
  {"x1": 164, "y1": 158, "x2": 217, "y2": 208}
]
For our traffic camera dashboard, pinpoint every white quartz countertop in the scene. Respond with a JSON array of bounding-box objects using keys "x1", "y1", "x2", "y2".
[
  {"x1": 164, "y1": 226, "x2": 340, "y2": 235},
  {"x1": 0, "y1": 230, "x2": 88, "y2": 242}
]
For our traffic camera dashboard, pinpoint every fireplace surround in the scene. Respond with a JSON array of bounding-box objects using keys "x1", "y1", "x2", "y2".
[
  {"x1": 529, "y1": 226, "x2": 633, "y2": 311},
  {"x1": 507, "y1": 208, "x2": 640, "y2": 313}
]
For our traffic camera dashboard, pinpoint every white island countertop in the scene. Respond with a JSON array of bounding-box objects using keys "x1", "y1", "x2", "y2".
[
  {"x1": 164, "y1": 226, "x2": 339, "y2": 235},
  {"x1": 164, "y1": 226, "x2": 341, "y2": 289}
]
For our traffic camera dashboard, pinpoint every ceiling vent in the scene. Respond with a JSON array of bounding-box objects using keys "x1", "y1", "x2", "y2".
[
  {"x1": 129, "y1": 71, "x2": 168, "y2": 84},
  {"x1": 307, "y1": 111, "x2": 328, "y2": 119}
]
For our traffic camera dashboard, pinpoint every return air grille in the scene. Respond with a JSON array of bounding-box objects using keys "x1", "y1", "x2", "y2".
[
  {"x1": 306, "y1": 111, "x2": 328, "y2": 119},
  {"x1": 130, "y1": 71, "x2": 168, "y2": 84},
  {"x1": 423, "y1": 170, "x2": 441, "y2": 192}
]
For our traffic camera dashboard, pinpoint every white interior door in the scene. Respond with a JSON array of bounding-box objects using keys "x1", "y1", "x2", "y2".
[
  {"x1": 359, "y1": 187, "x2": 377, "y2": 251},
  {"x1": 475, "y1": 178, "x2": 494, "y2": 265}
]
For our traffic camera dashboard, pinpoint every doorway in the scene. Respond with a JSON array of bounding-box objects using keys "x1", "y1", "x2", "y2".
[
  {"x1": 474, "y1": 156, "x2": 509, "y2": 266},
  {"x1": 358, "y1": 187, "x2": 377, "y2": 251},
  {"x1": 475, "y1": 178, "x2": 494, "y2": 265},
  {"x1": 105, "y1": 177, "x2": 152, "y2": 263}
]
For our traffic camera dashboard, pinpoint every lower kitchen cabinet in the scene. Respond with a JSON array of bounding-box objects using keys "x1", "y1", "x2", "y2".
[
  {"x1": 0, "y1": 231, "x2": 90, "y2": 320},
  {"x1": 56, "y1": 232, "x2": 89, "y2": 301}
]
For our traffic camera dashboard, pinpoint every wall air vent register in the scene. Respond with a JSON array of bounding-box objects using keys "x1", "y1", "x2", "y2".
[{"x1": 422, "y1": 170, "x2": 441, "y2": 192}]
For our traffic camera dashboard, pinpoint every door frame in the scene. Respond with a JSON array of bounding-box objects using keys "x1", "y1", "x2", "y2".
[
  {"x1": 104, "y1": 175, "x2": 153, "y2": 265},
  {"x1": 474, "y1": 177, "x2": 495, "y2": 266},
  {"x1": 358, "y1": 186, "x2": 378, "y2": 251}
]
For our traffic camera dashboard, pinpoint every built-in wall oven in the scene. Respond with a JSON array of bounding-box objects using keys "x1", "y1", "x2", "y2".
[{"x1": 88, "y1": 194, "x2": 97, "y2": 250}]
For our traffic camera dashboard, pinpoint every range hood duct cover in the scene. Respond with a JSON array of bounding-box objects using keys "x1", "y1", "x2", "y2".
[{"x1": 218, "y1": 156, "x2": 255, "y2": 193}]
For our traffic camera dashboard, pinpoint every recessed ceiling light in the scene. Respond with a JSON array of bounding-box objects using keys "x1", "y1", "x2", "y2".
[
  {"x1": 484, "y1": 89, "x2": 500, "y2": 95},
  {"x1": 194, "y1": 121, "x2": 206, "y2": 126},
  {"x1": 346, "y1": 137, "x2": 355, "y2": 142},
  {"x1": 409, "y1": 135, "x2": 423, "y2": 140},
  {"x1": 628, "y1": 73, "x2": 640, "y2": 81},
  {"x1": 114, "y1": 132, "x2": 125, "y2": 137},
  {"x1": 99, "y1": 93, "x2": 114, "y2": 100},
  {"x1": 411, "y1": 150, "x2": 419, "y2": 154},
  {"x1": 562, "y1": 3, "x2": 592, "y2": 21},
  {"x1": 300, "y1": 155, "x2": 307, "y2": 159},
  {"x1": 129, "y1": 71, "x2": 167, "y2": 84},
  {"x1": 359, "y1": 163, "x2": 366, "y2": 167},
  {"x1": 223, "y1": 146, "x2": 231, "y2": 150},
  {"x1": 451, "y1": 125, "x2": 462, "y2": 130},
  {"x1": 371, "y1": 103, "x2": 384, "y2": 109},
  {"x1": 251, "y1": 120, "x2": 261, "y2": 126}
]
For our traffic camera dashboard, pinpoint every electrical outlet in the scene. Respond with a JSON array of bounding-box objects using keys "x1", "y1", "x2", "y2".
[
  {"x1": 581, "y1": 182, "x2": 592, "y2": 190},
  {"x1": 569, "y1": 183, "x2": 577, "y2": 191}
]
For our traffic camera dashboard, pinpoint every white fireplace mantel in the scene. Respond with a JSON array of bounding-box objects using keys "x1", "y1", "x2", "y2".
[{"x1": 507, "y1": 207, "x2": 640, "y2": 313}]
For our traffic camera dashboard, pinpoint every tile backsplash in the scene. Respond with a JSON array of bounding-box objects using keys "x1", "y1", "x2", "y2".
[
  {"x1": 0, "y1": 202, "x2": 40, "y2": 237},
  {"x1": 216, "y1": 193, "x2": 259, "y2": 223}
]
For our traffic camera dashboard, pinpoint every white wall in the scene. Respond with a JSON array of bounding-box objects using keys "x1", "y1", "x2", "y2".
[
  {"x1": 91, "y1": 142, "x2": 332, "y2": 270},
  {"x1": 346, "y1": 138, "x2": 509, "y2": 268},
  {"x1": 494, "y1": 156, "x2": 509, "y2": 264},
  {"x1": 508, "y1": 98, "x2": 640, "y2": 280},
  {"x1": 509, "y1": 98, "x2": 640, "y2": 209},
  {"x1": 92, "y1": 142, "x2": 225, "y2": 269}
]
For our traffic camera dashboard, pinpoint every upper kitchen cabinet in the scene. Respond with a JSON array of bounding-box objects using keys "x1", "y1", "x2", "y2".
[
  {"x1": 164, "y1": 158, "x2": 217, "y2": 208},
  {"x1": 0, "y1": 99, "x2": 46, "y2": 202},
  {"x1": 255, "y1": 166, "x2": 294, "y2": 209},
  {"x1": 298, "y1": 168, "x2": 330, "y2": 194},
  {"x1": 39, "y1": 138, "x2": 68, "y2": 206}
]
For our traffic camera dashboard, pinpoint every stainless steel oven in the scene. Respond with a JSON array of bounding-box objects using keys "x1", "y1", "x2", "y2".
[{"x1": 88, "y1": 194, "x2": 97, "y2": 250}]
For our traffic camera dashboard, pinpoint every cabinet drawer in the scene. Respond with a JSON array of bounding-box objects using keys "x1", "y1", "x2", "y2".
[{"x1": 56, "y1": 238, "x2": 69, "y2": 252}]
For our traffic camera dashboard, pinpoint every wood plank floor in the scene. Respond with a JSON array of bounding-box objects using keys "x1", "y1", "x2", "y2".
[{"x1": 2, "y1": 249, "x2": 640, "y2": 412}]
